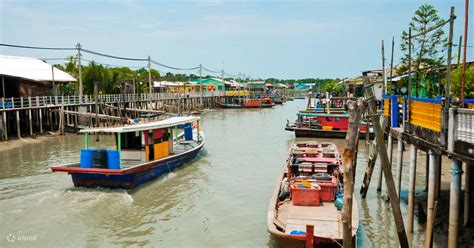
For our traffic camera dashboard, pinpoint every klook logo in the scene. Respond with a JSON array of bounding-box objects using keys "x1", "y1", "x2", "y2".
[{"x1": 5, "y1": 233, "x2": 37, "y2": 243}]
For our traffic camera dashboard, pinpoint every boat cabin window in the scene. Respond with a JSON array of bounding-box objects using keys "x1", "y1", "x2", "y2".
[{"x1": 118, "y1": 132, "x2": 143, "y2": 150}]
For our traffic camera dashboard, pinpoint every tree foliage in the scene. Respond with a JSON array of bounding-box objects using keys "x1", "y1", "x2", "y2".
[
  {"x1": 400, "y1": 4, "x2": 447, "y2": 97},
  {"x1": 451, "y1": 65, "x2": 474, "y2": 99}
]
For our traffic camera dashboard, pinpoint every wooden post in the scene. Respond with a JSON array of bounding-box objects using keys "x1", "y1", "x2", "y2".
[
  {"x1": 16, "y1": 111, "x2": 20, "y2": 138},
  {"x1": 465, "y1": 163, "x2": 471, "y2": 226},
  {"x1": 360, "y1": 140, "x2": 378, "y2": 198},
  {"x1": 2, "y1": 98, "x2": 7, "y2": 140},
  {"x1": 425, "y1": 150, "x2": 436, "y2": 248},
  {"x1": 59, "y1": 105, "x2": 65, "y2": 135},
  {"x1": 448, "y1": 159, "x2": 462, "y2": 248},
  {"x1": 342, "y1": 98, "x2": 364, "y2": 248},
  {"x1": 39, "y1": 109, "x2": 43, "y2": 134},
  {"x1": 28, "y1": 97, "x2": 33, "y2": 136},
  {"x1": 305, "y1": 225, "x2": 314, "y2": 248},
  {"x1": 435, "y1": 155, "x2": 442, "y2": 198},
  {"x1": 396, "y1": 138, "x2": 403, "y2": 198},
  {"x1": 407, "y1": 144, "x2": 417, "y2": 233},
  {"x1": 365, "y1": 85, "x2": 409, "y2": 248}
]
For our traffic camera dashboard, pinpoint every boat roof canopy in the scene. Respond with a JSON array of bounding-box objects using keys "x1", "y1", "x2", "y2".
[
  {"x1": 79, "y1": 116, "x2": 198, "y2": 134},
  {"x1": 297, "y1": 112, "x2": 349, "y2": 117}
]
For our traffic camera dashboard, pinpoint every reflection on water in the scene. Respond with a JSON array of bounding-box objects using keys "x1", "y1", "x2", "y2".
[{"x1": 0, "y1": 100, "x2": 431, "y2": 247}]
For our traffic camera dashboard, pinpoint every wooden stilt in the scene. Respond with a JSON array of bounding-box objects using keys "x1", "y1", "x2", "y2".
[
  {"x1": 2, "y1": 110, "x2": 7, "y2": 140},
  {"x1": 342, "y1": 99, "x2": 363, "y2": 248},
  {"x1": 376, "y1": 136, "x2": 388, "y2": 192},
  {"x1": 396, "y1": 138, "x2": 403, "y2": 198},
  {"x1": 465, "y1": 163, "x2": 471, "y2": 226},
  {"x1": 360, "y1": 140, "x2": 378, "y2": 198},
  {"x1": 28, "y1": 109, "x2": 33, "y2": 136},
  {"x1": 407, "y1": 144, "x2": 417, "y2": 233},
  {"x1": 15, "y1": 111, "x2": 21, "y2": 138},
  {"x1": 448, "y1": 159, "x2": 462, "y2": 248},
  {"x1": 426, "y1": 152, "x2": 429, "y2": 191},
  {"x1": 28, "y1": 97, "x2": 33, "y2": 136},
  {"x1": 59, "y1": 105, "x2": 65, "y2": 135},
  {"x1": 39, "y1": 109, "x2": 43, "y2": 133},
  {"x1": 365, "y1": 85, "x2": 408, "y2": 248},
  {"x1": 425, "y1": 150, "x2": 436, "y2": 248},
  {"x1": 435, "y1": 155, "x2": 442, "y2": 199}
]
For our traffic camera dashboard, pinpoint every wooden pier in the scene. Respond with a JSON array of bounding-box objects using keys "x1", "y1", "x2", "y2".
[
  {"x1": 0, "y1": 91, "x2": 222, "y2": 140},
  {"x1": 373, "y1": 93, "x2": 473, "y2": 247}
]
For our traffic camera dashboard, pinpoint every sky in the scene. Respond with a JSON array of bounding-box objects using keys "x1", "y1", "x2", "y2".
[{"x1": 0, "y1": 0, "x2": 472, "y2": 79}]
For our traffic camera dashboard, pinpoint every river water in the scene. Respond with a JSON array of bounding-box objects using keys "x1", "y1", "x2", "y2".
[{"x1": 0, "y1": 100, "x2": 432, "y2": 247}]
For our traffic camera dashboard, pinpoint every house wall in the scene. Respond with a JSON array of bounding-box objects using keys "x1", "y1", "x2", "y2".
[{"x1": 2, "y1": 76, "x2": 53, "y2": 98}]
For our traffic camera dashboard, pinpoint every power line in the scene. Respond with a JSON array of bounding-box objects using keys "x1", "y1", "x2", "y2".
[
  {"x1": 1, "y1": 42, "x2": 245, "y2": 77},
  {"x1": 202, "y1": 66, "x2": 221, "y2": 74},
  {"x1": 81, "y1": 48, "x2": 148, "y2": 61},
  {"x1": 81, "y1": 58, "x2": 145, "y2": 69},
  {"x1": 150, "y1": 59, "x2": 199, "y2": 71},
  {"x1": 0, "y1": 43, "x2": 75, "y2": 51}
]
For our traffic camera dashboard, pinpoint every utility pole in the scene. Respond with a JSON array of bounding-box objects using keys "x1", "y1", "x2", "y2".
[
  {"x1": 445, "y1": 7, "x2": 455, "y2": 108},
  {"x1": 76, "y1": 43, "x2": 83, "y2": 101},
  {"x1": 406, "y1": 27, "x2": 412, "y2": 133},
  {"x1": 51, "y1": 65, "x2": 56, "y2": 96},
  {"x1": 199, "y1": 64, "x2": 203, "y2": 105},
  {"x1": 221, "y1": 68, "x2": 225, "y2": 96},
  {"x1": 147, "y1": 55, "x2": 152, "y2": 94},
  {"x1": 390, "y1": 37, "x2": 395, "y2": 94},
  {"x1": 457, "y1": 35, "x2": 463, "y2": 67},
  {"x1": 381, "y1": 40, "x2": 387, "y2": 94},
  {"x1": 461, "y1": 0, "x2": 469, "y2": 106}
]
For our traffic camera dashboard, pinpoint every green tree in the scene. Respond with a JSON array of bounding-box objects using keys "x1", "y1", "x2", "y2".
[
  {"x1": 83, "y1": 61, "x2": 111, "y2": 94},
  {"x1": 400, "y1": 4, "x2": 447, "y2": 97},
  {"x1": 451, "y1": 65, "x2": 474, "y2": 99}
]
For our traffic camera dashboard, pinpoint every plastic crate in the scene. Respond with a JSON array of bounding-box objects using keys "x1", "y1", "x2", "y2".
[{"x1": 291, "y1": 184, "x2": 321, "y2": 206}]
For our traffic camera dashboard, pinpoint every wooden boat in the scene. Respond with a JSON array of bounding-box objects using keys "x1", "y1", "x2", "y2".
[
  {"x1": 285, "y1": 112, "x2": 373, "y2": 138},
  {"x1": 268, "y1": 141, "x2": 358, "y2": 247},
  {"x1": 300, "y1": 107, "x2": 347, "y2": 114},
  {"x1": 215, "y1": 97, "x2": 274, "y2": 108},
  {"x1": 243, "y1": 97, "x2": 274, "y2": 108},
  {"x1": 51, "y1": 116, "x2": 204, "y2": 190}
]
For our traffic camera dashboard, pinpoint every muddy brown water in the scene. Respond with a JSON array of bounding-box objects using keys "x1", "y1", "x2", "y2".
[{"x1": 0, "y1": 100, "x2": 440, "y2": 247}]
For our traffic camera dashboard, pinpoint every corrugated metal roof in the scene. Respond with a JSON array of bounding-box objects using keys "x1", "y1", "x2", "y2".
[{"x1": 0, "y1": 55, "x2": 76, "y2": 82}]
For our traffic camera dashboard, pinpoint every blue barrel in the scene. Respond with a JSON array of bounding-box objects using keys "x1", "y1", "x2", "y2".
[
  {"x1": 107, "y1": 150, "x2": 121, "y2": 169},
  {"x1": 80, "y1": 149, "x2": 93, "y2": 168},
  {"x1": 184, "y1": 125, "x2": 193, "y2": 140}
]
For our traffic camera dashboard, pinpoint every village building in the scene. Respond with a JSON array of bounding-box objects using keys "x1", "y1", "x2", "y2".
[{"x1": 0, "y1": 55, "x2": 76, "y2": 98}]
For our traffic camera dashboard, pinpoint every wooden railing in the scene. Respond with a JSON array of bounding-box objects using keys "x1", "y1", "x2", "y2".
[{"x1": 0, "y1": 91, "x2": 224, "y2": 110}]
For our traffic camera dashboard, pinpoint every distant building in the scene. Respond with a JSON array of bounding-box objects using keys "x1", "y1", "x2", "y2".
[
  {"x1": 190, "y1": 78, "x2": 231, "y2": 91},
  {"x1": 0, "y1": 55, "x2": 76, "y2": 98}
]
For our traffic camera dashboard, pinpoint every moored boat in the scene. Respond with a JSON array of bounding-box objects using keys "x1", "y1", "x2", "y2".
[
  {"x1": 51, "y1": 116, "x2": 204, "y2": 190},
  {"x1": 268, "y1": 141, "x2": 358, "y2": 247},
  {"x1": 242, "y1": 97, "x2": 274, "y2": 108},
  {"x1": 216, "y1": 97, "x2": 274, "y2": 108},
  {"x1": 285, "y1": 112, "x2": 373, "y2": 138}
]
